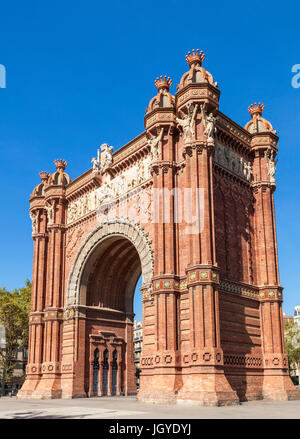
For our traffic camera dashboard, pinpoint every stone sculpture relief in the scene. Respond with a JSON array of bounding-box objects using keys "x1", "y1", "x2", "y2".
[
  {"x1": 29, "y1": 211, "x2": 38, "y2": 233},
  {"x1": 67, "y1": 155, "x2": 152, "y2": 224},
  {"x1": 146, "y1": 128, "x2": 164, "y2": 161},
  {"x1": 46, "y1": 200, "x2": 55, "y2": 225},
  {"x1": 100, "y1": 143, "x2": 114, "y2": 168},
  {"x1": 201, "y1": 104, "x2": 218, "y2": 143},
  {"x1": 176, "y1": 103, "x2": 198, "y2": 144},
  {"x1": 91, "y1": 148, "x2": 101, "y2": 172},
  {"x1": 265, "y1": 149, "x2": 278, "y2": 184},
  {"x1": 91, "y1": 144, "x2": 114, "y2": 173},
  {"x1": 214, "y1": 142, "x2": 252, "y2": 181}
]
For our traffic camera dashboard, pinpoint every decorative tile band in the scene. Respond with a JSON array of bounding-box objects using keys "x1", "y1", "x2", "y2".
[
  {"x1": 152, "y1": 278, "x2": 188, "y2": 292},
  {"x1": 224, "y1": 354, "x2": 263, "y2": 368},
  {"x1": 219, "y1": 280, "x2": 259, "y2": 299}
]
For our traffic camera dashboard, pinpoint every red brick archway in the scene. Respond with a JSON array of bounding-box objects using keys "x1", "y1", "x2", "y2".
[
  {"x1": 60, "y1": 220, "x2": 153, "y2": 398},
  {"x1": 19, "y1": 50, "x2": 300, "y2": 404}
]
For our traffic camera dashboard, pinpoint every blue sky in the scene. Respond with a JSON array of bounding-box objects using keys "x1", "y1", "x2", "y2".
[{"x1": 0, "y1": 0, "x2": 299, "y2": 322}]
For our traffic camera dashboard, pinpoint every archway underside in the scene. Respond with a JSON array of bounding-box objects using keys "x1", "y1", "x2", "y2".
[{"x1": 86, "y1": 236, "x2": 142, "y2": 312}]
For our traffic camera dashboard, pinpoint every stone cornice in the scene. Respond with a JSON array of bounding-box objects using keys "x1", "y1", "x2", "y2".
[
  {"x1": 44, "y1": 185, "x2": 66, "y2": 200},
  {"x1": 250, "y1": 131, "x2": 279, "y2": 150},
  {"x1": 216, "y1": 112, "x2": 252, "y2": 152},
  {"x1": 175, "y1": 82, "x2": 220, "y2": 111},
  {"x1": 219, "y1": 279, "x2": 259, "y2": 300},
  {"x1": 251, "y1": 181, "x2": 276, "y2": 192},
  {"x1": 112, "y1": 132, "x2": 147, "y2": 164},
  {"x1": 32, "y1": 232, "x2": 48, "y2": 239},
  {"x1": 144, "y1": 107, "x2": 177, "y2": 131},
  {"x1": 29, "y1": 198, "x2": 46, "y2": 210},
  {"x1": 66, "y1": 173, "x2": 101, "y2": 201}
]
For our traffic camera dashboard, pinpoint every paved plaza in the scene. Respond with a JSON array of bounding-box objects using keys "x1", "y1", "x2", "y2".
[{"x1": 0, "y1": 396, "x2": 299, "y2": 419}]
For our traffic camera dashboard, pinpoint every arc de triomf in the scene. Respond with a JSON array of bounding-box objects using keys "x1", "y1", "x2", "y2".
[{"x1": 19, "y1": 50, "x2": 300, "y2": 405}]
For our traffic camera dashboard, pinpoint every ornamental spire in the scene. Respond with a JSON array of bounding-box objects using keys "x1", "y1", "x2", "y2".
[
  {"x1": 185, "y1": 49, "x2": 205, "y2": 67},
  {"x1": 54, "y1": 159, "x2": 67, "y2": 171},
  {"x1": 39, "y1": 171, "x2": 50, "y2": 182},
  {"x1": 154, "y1": 75, "x2": 172, "y2": 91},
  {"x1": 248, "y1": 102, "x2": 264, "y2": 118}
]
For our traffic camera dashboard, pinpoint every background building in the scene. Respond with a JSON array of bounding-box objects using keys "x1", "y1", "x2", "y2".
[
  {"x1": 294, "y1": 306, "x2": 300, "y2": 328},
  {"x1": 283, "y1": 306, "x2": 300, "y2": 384},
  {"x1": 0, "y1": 325, "x2": 27, "y2": 394},
  {"x1": 133, "y1": 321, "x2": 143, "y2": 369}
]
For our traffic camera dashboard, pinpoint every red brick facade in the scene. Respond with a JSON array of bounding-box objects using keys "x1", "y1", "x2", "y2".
[{"x1": 18, "y1": 50, "x2": 300, "y2": 404}]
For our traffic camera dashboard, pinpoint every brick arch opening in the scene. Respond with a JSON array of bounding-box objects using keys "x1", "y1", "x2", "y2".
[
  {"x1": 67, "y1": 219, "x2": 154, "y2": 307},
  {"x1": 65, "y1": 219, "x2": 154, "y2": 397},
  {"x1": 84, "y1": 235, "x2": 142, "y2": 312}
]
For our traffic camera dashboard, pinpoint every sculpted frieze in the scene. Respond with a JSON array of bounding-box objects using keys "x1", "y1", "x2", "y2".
[
  {"x1": 214, "y1": 142, "x2": 252, "y2": 181},
  {"x1": 67, "y1": 155, "x2": 152, "y2": 224}
]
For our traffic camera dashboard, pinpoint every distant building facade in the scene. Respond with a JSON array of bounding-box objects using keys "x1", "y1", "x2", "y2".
[
  {"x1": 294, "y1": 306, "x2": 300, "y2": 328},
  {"x1": 0, "y1": 325, "x2": 27, "y2": 390},
  {"x1": 283, "y1": 306, "x2": 300, "y2": 383},
  {"x1": 133, "y1": 321, "x2": 143, "y2": 368}
]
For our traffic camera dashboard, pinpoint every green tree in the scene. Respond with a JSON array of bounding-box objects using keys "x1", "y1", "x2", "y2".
[
  {"x1": 284, "y1": 319, "x2": 300, "y2": 380},
  {"x1": 0, "y1": 280, "x2": 31, "y2": 395}
]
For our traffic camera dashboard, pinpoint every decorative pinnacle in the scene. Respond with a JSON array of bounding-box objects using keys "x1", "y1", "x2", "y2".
[
  {"x1": 154, "y1": 75, "x2": 172, "y2": 91},
  {"x1": 186, "y1": 49, "x2": 205, "y2": 67},
  {"x1": 39, "y1": 171, "x2": 50, "y2": 181},
  {"x1": 248, "y1": 102, "x2": 264, "y2": 118},
  {"x1": 54, "y1": 159, "x2": 67, "y2": 170}
]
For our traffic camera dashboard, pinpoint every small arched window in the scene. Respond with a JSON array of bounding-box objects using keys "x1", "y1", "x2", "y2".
[
  {"x1": 162, "y1": 95, "x2": 169, "y2": 107},
  {"x1": 93, "y1": 348, "x2": 99, "y2": 365},
  {"x1": 195, "y1": 71, "x2": 201, "y2": 83}
]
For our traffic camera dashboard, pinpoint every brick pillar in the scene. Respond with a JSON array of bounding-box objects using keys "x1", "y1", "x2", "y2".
[
  {"x1": 138, "y1": 123, "x2": 179, "y2": 404},
  {"x1": 98, "y1": 348, "x2": 103, "y2": 396},
  {"x1": 108, "y1": 349, "x2": 113, "y2": 396},
  {"x1": 60, "y1": 307, "x2": 87, "y2": 398},
  {"x1": 18, "y1": 208, "x2": 48, "y2": 398},
  {"x1": 117, "y1": 358, "x2": 122, "y2": 396},
  {"x1": 31, "y1": 191, "x2": 67, "y2": 398},
  {"x1": 124, "y1": 314, "x2": 136, "y2": 395},
  {"x1": 176, "y1": 138, "x2": 238, "y2": 405},
  {"x1": 252, "y1": 144, "x2": 300, "y2": 400}
]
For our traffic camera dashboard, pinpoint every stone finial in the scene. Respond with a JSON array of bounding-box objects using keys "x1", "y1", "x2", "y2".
[
  {"x1": 54, "y1": 159, "x2": 67, "y2": 171},
  {"x1": 154, "y1": 75, "x2": 172, "y2": 92},
  {"x1": 39, "y1": 171, "x2": 50, "y2": 182},
  {"x1": 185, "y1": 49, "x2": 205, "y2": 67},
  {"x1": 248, "y1": 102, "x2": 265, "y2": 118}
]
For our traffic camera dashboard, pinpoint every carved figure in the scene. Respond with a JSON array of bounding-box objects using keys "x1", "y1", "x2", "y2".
[
  {"x1": 137, "y1": 160, "x2": 145, "y2": 184},
  {"x1": 265, "y1": 149, "x2": 278, "y2": 183},
  {"x1": 201, "y1": 104, "x2": 218, "y2": 142},
  {"x1": 246, "y1": 161, "x2": 252, "y2": 181},
  {"x1": 100, "y1": 143, "x2": 114, "y2": 168},
  {"x1": 176, "y1": 103, "x2": 198, "y2": 143},
  {"x1": 46, "y1": 201, "x2": 55, "y2": 225},
  {"x1": 91, "y1": 148, "x2": 101, "y2": 172},
  {"x1": 29, "y1": 211, "x2": 38, "y2": 233},
  {"x1": 147, "y1": 127, "x2": 164, "y2": 161}
]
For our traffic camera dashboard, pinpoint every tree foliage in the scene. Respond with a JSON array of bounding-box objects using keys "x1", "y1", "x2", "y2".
[
  {"x1": 0, "y1": 280, "x2": 31, "y2": 393},
  {"x1": 284, "y1": 320, "x2": 300, "y2": 375}
]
